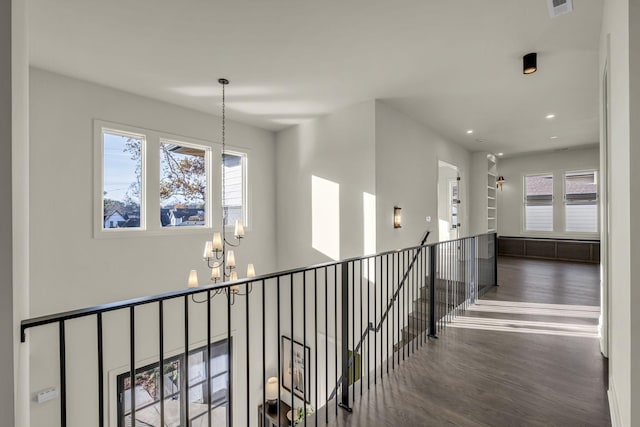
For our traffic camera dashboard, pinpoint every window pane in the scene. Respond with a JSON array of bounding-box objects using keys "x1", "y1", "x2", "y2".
[
  {"x1": 160, "y1": 142, "x2": 207, "y2": 227},
  {"x1": 525, "y1": 206, "x2": 554, "y2": 231},
  {"x1": 565, "y1": 171, "x2": 598, "y2": 232},
  {"x1": 223, "y1": 153, "x2": 245, "y2": 227},
  {"x1": 103, "y1": 132, "x2": 142, "y2": 229},
  {"x1": 524, "y1": 174, "x2": 553, "y2": 231}
]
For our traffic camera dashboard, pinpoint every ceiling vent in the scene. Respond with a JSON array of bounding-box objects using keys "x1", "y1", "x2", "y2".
[{"x1": 547, "y1": 0, "x2": 573, "y2": 17}]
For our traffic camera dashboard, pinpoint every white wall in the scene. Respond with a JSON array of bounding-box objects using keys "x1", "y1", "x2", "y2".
[
  {"x1": 600, "y1": 0, "x2": 633, "y2": 425},
  {"x1": 276, "y1": 99, "x2": 473, "y2": 266},
  {"x1": 1, "y1": 0, "x2": 15, "y2": 424},
  {"x1": 629, "y1": 3, "x2": 640, "y2": 423},
  {"x1": 375, "y1": 100, "x2": 471, "y2": 250},
  {"x1": 276, "y1": 100, "x2": 376, "y2": 270},
  {"x1": 496, "y1": 147, "x2": 599, "y2": 239},
  {"x1": 28, "y1": 68, "x2": 278, "y2": 427},
  {"x1": 29, "y1": 68, "x2": 277, "y2": 314},
  {"x1": 12, "y1": 0, "x2": 31, "y2": 425},
  {"x1": 274, "y1": 99, "x2": 474, "y2": 419}
]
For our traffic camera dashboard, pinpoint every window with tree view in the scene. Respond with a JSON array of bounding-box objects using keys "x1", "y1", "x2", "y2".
[
  {"x1": 565, "y1": 171, "x2": 598, "y2": 232},
  {"x1": 117, "y1": 340, "x2": 230, "y2": 427},
  {"x1": 160, "y1": 141, "x2": 208, "y2": 227},
  {"x1": 223, "y1": 152, "x2": 245, "y2": 227},
  {"x1": 102, "y1": 131, "x2": 144, "y2": 230},
  {"x1": 524, "y1": 174, "x2": 553, "y2": 231}
]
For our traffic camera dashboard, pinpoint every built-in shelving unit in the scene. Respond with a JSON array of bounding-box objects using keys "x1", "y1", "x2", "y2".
[
  {"x1": 470, "y1": 151, "x2": 499, "y2": 235},
  {"x1": 487, "y1": 154, "x2": 497, "y2": 232}
]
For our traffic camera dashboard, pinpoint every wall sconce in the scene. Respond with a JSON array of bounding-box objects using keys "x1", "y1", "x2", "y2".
[
  {"x1": 496, "y1": 176, "x2": 505, "y2": 190},
  {"x1": 393, "y1": 206, "x2": 402, "y2": 228}
]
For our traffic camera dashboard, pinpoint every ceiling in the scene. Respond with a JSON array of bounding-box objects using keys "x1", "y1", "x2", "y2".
[{"x1": 28, "y1": 0, "x2": 604, "y2": 156}]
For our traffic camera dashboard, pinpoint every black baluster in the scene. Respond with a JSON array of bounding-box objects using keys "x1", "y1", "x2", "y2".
[
  {"x1": 262, "y1": 280, "x2": 266, "y2": 427},
  {"x1": 303, "y1": 271, "x2": 307, "y2": 427},
  {"x1": 159, "y1": 301, "x2": 166, "y2": 427},
  {"x1": 184, "y1": 296, "x2": 189, "y2": 425},
  {"x1": 339, "y1": 262, "x2": 352, "y2": 412},
  {"x1": 246, "y1": 280, "x2": 250, "y2": 426},
  {"x1": 59, "y1": 320, "x2": 67, "y2": 427},
  {"x1": 97, "y1": 313, "x2": 104, "y2": 427},
  {"x1": 314, "y1": 269, "x2": 318, "y2": 426},
  {"x1": 206, "y1": 292, "x2": 211, "y2": 427},
  {"x1": 277, "y1": 277, "x2": 281, "y2": 427}
]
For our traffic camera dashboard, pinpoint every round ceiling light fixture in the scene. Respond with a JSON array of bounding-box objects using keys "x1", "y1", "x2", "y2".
[{"x1": 523, "y1": 52, "x2": 537, "y2": 75}]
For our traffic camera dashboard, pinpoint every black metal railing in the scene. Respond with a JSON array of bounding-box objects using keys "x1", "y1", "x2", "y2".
[{"x1": 21, "y1": 232, "x2": 497, "y2": 427}]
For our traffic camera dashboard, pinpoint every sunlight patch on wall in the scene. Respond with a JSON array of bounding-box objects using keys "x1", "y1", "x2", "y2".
[
  {"x1": 363, "y1": 192, "x2": 376, "y2": 281},
  {"x1": 438, "y1": 219, "x2": 450, "y2": 241},
  {"x1": 312, "y1": 175, "x2": 340, "y2": 261}
]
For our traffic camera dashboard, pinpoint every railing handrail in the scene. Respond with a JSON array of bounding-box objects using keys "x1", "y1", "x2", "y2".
[
  {"x1": 20, "y1": 231, "x2": 495, "y2": 341},
  {"x1": 328, "y1": 230, "x2": 430, "y2": 400}
]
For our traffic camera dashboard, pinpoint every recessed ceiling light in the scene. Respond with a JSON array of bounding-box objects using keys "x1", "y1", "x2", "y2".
[
  {"x1": 523, "y1": 52, "x2": 537, "y2": 75},
  {"x1": 497, "y1": 152, "x2": 504, "y2": 157},
  {"x1": 546, "y1": 114, "x2": 556, "y2": 119},
  {"x1": 466, "y1": 130, "x2": 474, "y2": 134},
  {"x1": 550, "y1": 136, "x2": 559, "y2": 139}
]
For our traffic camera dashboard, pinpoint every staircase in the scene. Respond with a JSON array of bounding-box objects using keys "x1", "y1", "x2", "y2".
[{"x1": 395, "y1": 278, "x2": 467, "y2": 351}]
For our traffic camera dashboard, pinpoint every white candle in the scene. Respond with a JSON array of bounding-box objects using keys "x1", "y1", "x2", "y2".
[
  {"x1": 247, "y1": 263, "x2": 255, "y2": 278},
  {"x1": 226, "y1": 250, "x2": 236, "y2": 269},
  {"x1": 187, "y1": 270, "x2": 199, "y2": 288},
  {"x1": 212, "y1": 232, "x2": 223, "y2": 251},
  {"x1": 234, "y1": 220, "x2": 245, "y2": 238}
]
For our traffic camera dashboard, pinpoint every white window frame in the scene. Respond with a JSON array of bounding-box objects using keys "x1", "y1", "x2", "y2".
[
  {"x1": 522, "y1": 172, "x2": 554, "y2": 234},
  {"x1": 95, "y1": 125, "x2": 147, "y2": 235},
  {"x1": 222, "y1": 149, "x2": 249, "y2": 230},
  {"x1": 563, "y1": 169, "x2": 599, "y2": 235},
  {"x1": 108, "y1": 332, "x2": 237, "y2": 427},
  {"x1": 159, "y1": 138, "x2": 213, "y2": 230},
  {"x1": 94, "y1": 120, "x2": 230, "y2": 238}
]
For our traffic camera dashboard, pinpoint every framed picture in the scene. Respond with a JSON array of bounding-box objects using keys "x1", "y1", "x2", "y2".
[{"x1": 281, "y1": 336, "x2": 311, "y2": 403}]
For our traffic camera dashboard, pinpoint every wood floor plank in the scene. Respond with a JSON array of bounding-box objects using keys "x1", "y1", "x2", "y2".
[{"x1": 323, "y1": 256, "x2": 610, "y2": 427}]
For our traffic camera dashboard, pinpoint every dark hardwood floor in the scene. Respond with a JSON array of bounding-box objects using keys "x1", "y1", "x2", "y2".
[{"x1": 325, "y1": 256, "x2": 610, "y2": 427}]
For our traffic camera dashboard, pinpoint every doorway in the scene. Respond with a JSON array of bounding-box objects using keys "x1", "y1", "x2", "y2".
[{"x1": 438, "y1": 161, "x2": 461, "y2": 242}]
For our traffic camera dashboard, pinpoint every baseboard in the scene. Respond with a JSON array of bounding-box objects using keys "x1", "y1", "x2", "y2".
[{"x1": 608, "y1": 382, "x2": 622, "y2": 427}]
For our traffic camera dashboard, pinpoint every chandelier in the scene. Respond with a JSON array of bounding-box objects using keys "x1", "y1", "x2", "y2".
[{"x1": 188, "y1": 78, "x2": 254, "y2": 303}]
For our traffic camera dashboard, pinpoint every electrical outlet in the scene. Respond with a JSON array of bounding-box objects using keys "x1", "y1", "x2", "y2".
[{"x1": 36, "y1": 387, "x2": 58, "y2": 404}]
